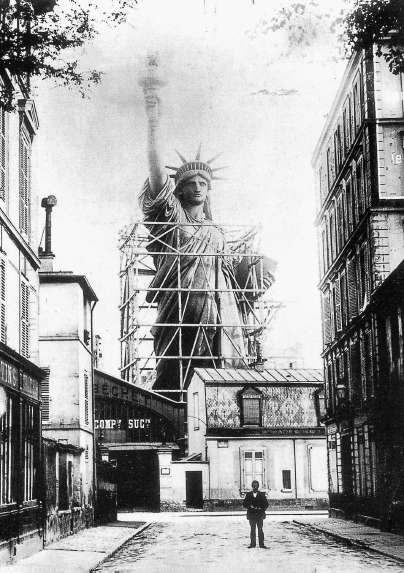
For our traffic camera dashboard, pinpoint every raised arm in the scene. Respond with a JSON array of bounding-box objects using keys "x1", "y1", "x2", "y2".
[{"x1": 144, "y1": 85, "x2": 167, "y2": 197}]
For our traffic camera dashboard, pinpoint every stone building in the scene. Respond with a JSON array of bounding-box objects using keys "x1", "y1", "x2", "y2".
[
  {"x1": 0, "y1": 83, "x2": 44, "y2": 564},
  {"x1": 313, "y1": 44, "x2": 404, "y2": 527},
  {"x1": 94, "y1": 367, "x2": 327, "y2": 512},
  {"x1": 38, "y1": 244, "x2": 98, "y2": 543}
]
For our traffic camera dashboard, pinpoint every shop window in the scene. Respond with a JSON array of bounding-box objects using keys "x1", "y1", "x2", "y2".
[
  {"x1": 23, "y1": 402, "x2": 37, "y2": 501},
  {"x1": 240, "y1": 448, "x2": 266, "y2": 491},
  {"x1": 0, "y1": 392, "x2": 17, "y2": 505},
  {"x1": 240, "y1": 387, "x2": 261, "y2": 426}
]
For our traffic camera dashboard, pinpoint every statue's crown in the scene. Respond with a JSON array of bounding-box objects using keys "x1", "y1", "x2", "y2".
[{"x1": 166, "y1": 145, "x2": 228, "y2": 185}]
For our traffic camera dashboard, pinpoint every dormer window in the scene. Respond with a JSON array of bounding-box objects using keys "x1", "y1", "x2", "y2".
[{"x1": 240, "y1": 387, "x2": 262, "y2": 426}]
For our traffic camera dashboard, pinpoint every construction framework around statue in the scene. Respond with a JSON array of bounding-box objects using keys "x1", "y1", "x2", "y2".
[{"x1": 119, "y1": 221, "x2": 280, "y2": 398}]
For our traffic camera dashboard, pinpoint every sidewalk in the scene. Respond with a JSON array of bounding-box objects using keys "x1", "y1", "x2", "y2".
[
  {"x1": 4, "y1": 522, "x2": 148, "y2": 572},
  {"x1": 294, "y1": 517, "x2": 404, "y2": 564}
]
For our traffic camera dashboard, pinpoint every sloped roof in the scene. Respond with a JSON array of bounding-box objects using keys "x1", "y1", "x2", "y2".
[{"x1": 193, "y1": 367, "x2": 323, "y2": 385}]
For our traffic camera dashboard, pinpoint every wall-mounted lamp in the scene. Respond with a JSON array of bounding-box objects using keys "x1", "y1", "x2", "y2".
[{"x1": 336, "y1": 383, "x2": 347, "y2": 403}]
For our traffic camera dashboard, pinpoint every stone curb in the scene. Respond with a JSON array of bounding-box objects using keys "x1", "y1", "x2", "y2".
[
  {"x1": 293, "y1": 519, "x2": 404, "y2": 565},
  {"x1": 89, "y1": 523, "x2": 150, "y2": 571}
]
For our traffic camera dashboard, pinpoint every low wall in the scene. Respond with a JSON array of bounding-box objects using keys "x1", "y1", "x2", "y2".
[{"x1": 44, "y1": 506, "x2": 93, "y2": 547}]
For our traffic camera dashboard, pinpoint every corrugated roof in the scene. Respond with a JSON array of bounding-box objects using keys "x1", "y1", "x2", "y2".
[{"x1": 194, "y1": 367, "x2": 323, "y2": 384}]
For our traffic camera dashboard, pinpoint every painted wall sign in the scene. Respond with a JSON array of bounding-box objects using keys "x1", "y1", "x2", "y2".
[
  {"x1": 95, "y1": 418, "x2": 151, "y2": 430},
  {"x1": 0, "y1": 359, "x2": 18, "y2": 390}
]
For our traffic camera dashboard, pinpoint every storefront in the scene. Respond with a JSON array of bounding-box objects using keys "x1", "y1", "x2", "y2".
[
  {"x1": 94, "y1": 370, "x2": 185, "y2": 510},
  {"x1": 0, "y1": 345, "x2": 44, "y2": 565}
]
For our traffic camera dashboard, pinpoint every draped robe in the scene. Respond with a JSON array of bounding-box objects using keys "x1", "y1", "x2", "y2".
[{"x1": 139, "y1": 177, "x2": 246, "y2": 391}]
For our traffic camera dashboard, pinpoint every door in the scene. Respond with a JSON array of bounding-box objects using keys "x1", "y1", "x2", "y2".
[{"x1": 186, "y1": 471, "x2": 203, "y2": 509}]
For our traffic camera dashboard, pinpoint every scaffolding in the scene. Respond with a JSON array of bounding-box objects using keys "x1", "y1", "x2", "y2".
[{"x1": 119, "y1": 220, "x2": 280, "y2": 400}]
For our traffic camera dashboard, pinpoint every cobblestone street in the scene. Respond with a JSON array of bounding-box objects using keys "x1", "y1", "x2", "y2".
[{"x1": 96, "y1": 516, "x2": 404, "y2": 572}]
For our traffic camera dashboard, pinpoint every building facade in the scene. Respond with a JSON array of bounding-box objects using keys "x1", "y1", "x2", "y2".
[
  {"x1": 175, "y1": 367, "x2": 327, "y2": 511},
  {"x1": 0, "y1": 76, "x2": 45, "y2": 565},
  {"x1": 313, "y1": 45, "x2": 404, "y2": 527},
  {"x1": 38, "y1": 267, "x2": 98, "y2": 543}
]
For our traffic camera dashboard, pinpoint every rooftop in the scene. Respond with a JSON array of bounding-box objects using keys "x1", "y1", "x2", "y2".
[{"x1": 193, "y1": 367, "x2": 323, "y2": 385}]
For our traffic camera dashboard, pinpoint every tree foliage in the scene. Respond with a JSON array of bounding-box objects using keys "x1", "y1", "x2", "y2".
[
  {"x1": 0, "y1": 0, "x2": 139, "y2": 111},
  {"x1": 345, "y1": 0, "x2": 404, "y2": 75}
]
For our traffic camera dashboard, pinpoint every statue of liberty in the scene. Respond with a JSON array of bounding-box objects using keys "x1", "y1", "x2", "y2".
[{"x1": 138, "y1": 57, "x2": 275, "y2": 394}]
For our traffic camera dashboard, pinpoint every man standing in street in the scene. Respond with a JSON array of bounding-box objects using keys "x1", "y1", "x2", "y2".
[{"x1": 243, "y1": 480, "x2": 269, "y2": 548}]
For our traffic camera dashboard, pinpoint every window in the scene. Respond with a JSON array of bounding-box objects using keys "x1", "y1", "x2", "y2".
[
  {"x1": 0, "y1": 107, "x2": 6, "y2": 202},
  {"x1": 193, "y1": 392, "x2": 199, "y2": 430},
  {"x1": 41, "y1": 368, "x2": 50, "y2": 423},
  {"x1": 0, "y1": 392, "x2": 16, "y2": 505},
  {"x1": 19, "y1": 125, "x2": 31, "y2": 236},
  {"x1": 328, "y1": 435, "x2": 338, "y2": 493},
  {"x1": 241, "y1": 448, "x2": 266, "y2": 491},
  {"x1": 347, "y1": 256, "x2": 358, "y2": 321},
  {"x1": 0, "y1": 257, "x2": 5, "y2": 344},
  {"x1": 240, "y1": 387, "x2": 261, "y2": 426},
  {"x1": 21, "y1": 281, "x2": 29, "y2": 358},
  {"x1": 359, "y1": 244, "x2": 370, "y2": 310},
  {"x1": 282, "y1": 470, "x2": 292, "y2": 490},
  {"x1": 23, "y1": 402, "x2": 37, "y2": 501},
  {"x1": 308, "y1": 445, "x2": 327, "y2": 492},
  {"x1": 84, "y1": 371, "x2": 89, "y2": 425}
]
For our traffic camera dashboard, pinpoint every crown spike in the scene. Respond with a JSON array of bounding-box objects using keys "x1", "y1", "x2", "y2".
[
  {"x1": 212, "y1": 176, "x2": 229, "y2": 180},
  {"x1": 206, "y1": 152, "x2": 223, "y2": 165},
  {"x1": 175, "y1": 149, "x2": 187, "y2": 163},
  {"x1": 166, "y1": 165, "x2": 179, "y2": 171},
  {"x1": 195, "y1": 143, "x2": 202, "y2": 161},
  {"x1": 211, "y1": 166, "x2": 229, "y2": 172}
]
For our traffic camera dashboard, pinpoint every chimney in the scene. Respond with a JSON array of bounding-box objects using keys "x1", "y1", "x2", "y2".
[{"x1": 39, "y1": 195, "x2": 57, "y2": 272}]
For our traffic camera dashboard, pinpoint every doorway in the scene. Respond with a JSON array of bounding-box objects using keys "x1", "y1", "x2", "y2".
[
  {"x1": 116, "y1": 450, "x2": 160, "y2": 510},
  {"x1": 186, "y1": 471, "x2": 203, "y2": 509}
]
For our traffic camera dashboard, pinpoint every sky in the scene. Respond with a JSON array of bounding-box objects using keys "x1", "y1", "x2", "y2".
[{"x1": 32, "y1": 0, "x2": 350, "y2": 376}]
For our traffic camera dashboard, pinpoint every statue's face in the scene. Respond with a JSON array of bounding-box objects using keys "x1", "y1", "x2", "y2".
[{"x1": 179, "y1": 175, "x2": 208, "y2": 206}]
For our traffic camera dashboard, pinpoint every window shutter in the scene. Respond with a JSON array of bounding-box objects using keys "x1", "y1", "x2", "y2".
[
  {"x1": 41, "y1": 368, "x2": 50, "y2": 423},
  {"x1": 322, "y1": 289, "x2": 331, "y2": 346},
  {"x1": 21, "y1": 281, "x2": 29, "y2": 358},
  {"x1": 347, "y1": 257, "x2": 358, "y2": 320},
  {"x1": 341, "y1": 271, "x2": 347, "y2": 328},
  {"x1": 19, "y1": 127, "x2": 30, "y2": 236},
  {"x1": 0, "y1": 257, "x2": 5, "y2": 344},
  {"x1": 0, "y1": 108, "x2": 5, "y2": 202},
  {"x1": 84, "y1": 371, "x2": 89, "y2": 425},
  {"x1": 334, "y1": 278, "x2": 342, "y2": 332}
]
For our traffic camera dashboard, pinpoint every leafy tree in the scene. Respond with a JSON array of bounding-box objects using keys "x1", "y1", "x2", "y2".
[
  {"x1": 345, "y1": 0, "x2": 404, "y2": 75},
  {"x1": 0, "y1": 0, "x2": 139, "y2": 111}
]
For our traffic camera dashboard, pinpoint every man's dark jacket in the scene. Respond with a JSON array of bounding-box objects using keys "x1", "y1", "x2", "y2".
[{"x1": 243, "y1": 490, "x2": 269, "y2": 520}]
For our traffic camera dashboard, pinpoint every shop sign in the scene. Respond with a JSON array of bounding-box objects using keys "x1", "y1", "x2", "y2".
[
  {"x1": 95, "y1": 418, "x2": 152, "y2": 430},
  {"x1": 0, "y1": 359, "x2": 18, "y2": 391},
  {"x1": 21, "y1": 373, "x2": 39, "y2": 399}
]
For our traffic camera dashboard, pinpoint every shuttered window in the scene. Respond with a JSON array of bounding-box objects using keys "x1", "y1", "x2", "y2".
[
  {"x1": 241, "y1": 387, "x2": 261, "y2": 426},
  {"x1": 21, "y1": 281, "x2": 29, "y2": 358},
  {"x1": 84, "y1": 371, "x2": 89, "y2": 425},
  {"x1": 41, "y1": 368, "x2": 50, "y2": 423},
  {"x1": 0, "y1": 108, "x2": 6, "y2": 202},
  {"x1": 322, "y1": 288, "x2": 332, "y2": 346},
  {"x1": 19, "y1": 126, "x2": 30, "y2": 236},
  {"x1": 240, "y1": 448, "x2": 266, "y2": 491},
  {"x1": 0, "y1": 257, "x2": 5, "y2": 344},
  {"x1": 341, "y1": 271, "x2": 347, "y2": 328},
  {"x1": 334, "y1": 277, "x2": 342, "y2": 333},
  {"x1": 347, "y1": 257, "x2": 358, "y2": 321}
]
